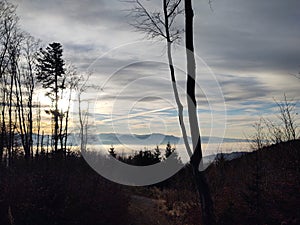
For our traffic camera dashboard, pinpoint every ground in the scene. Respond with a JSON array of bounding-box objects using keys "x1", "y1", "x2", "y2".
[{"x1": 128, "y1": 195, "x2": 172, "y2": 225}]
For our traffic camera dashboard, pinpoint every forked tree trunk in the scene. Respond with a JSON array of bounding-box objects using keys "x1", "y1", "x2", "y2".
[{"x1": 185, "y1": 0, "x2": 216, "y2": 224}]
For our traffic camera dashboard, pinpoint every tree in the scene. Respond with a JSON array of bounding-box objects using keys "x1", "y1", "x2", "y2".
[
  {"x1": 185, "y1": 1, "x2": 215, "y2": 223},
  {"x1": 165, "y1": 141, "x2": 175, "y2": 158},
  {"x1": 14, "y1": 34, "x2": 40, "y2": 160},
  {"x1": 0, "y1": 0, "x2": 18, "y2": 79},
  {"x1": 249, "y1": 118, "x2": 267, "y2": 151},
  {"x1": 164, "y1": 142, "x2": 182, "y2": 167},
  {"x1": 154, "y1": 145, "x2": 161, "y2": 161},
  {"x1": 0, "y1": 1, "x2": 40, "y2": 163},
  {"x1": 128, "y1": 1, "x2": 215, "y2": 223},
  {"x1": 264, "y1": 118, "x2": 283, "y2": 144},
  {"x1": 275, "y1": 94, "x2": 298, "y2": 141},
  {"x1": 249, "y1": 95, "x2": 299, "y2": 149},
  {"x1": 0, "y1": 0, "x2": 20, "y2": 165},
  {"x1": 128, "y1": 0, "x2": 191, "y2": 155},
  {"x1": 129, "y1": 149, "x2": 160, "y2": 166},
  {"x1": 36, "y1": 42, "x2": 66, "y2": 156},
  {"x1": 75, "y1": 72, "x2": 91, "y2": 153},
  {"x1": 108, "y1": 145, "x2": 117, "y2": 158},
  {"x1": 62, "y1": 66, "x2": 82, "y2": 156}
]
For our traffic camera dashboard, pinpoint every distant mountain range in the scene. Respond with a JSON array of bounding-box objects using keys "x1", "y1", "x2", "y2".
[
  {"x1": 65, "y1": 133, "x2": 247, "y2": 146},
  {"x1": 29, "y1": 133, "x2": 247, "y2": 146}
]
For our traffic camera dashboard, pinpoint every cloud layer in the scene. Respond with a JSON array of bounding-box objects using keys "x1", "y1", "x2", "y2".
[{"x1": 11, "y1": 0, "x2": 300, "y2": 139}]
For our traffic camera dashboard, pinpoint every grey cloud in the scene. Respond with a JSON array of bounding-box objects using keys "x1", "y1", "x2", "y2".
[
  {"x1": 216, "y1": 74, "x2": 271, "y2": 102},
  {"x1": 194, "y1": 0, "x2": 300, "y2": 74},
  {"x1": 20, "y1": 0, "x2": 132, "y2": 33}
]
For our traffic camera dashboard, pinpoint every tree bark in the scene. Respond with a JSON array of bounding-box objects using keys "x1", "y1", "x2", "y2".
[
  {"x1": 185, "y1": 0, "x2": 216, "y2": 224},
  {"x1": 163, "y1": 0, "x2": 192, "y2": 158}
]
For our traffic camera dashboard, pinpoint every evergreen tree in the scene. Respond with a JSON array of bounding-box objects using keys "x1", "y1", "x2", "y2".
[
  {"x1": 108, "y1": 145, "x2": 117, "y2": 158},
  {"x1": 165, "y1": 142, "x2": 175, "y2": 158},
  {"x1": 154, "y1": 145, "x2": 161, "y2": 162},
  {"x1": 36, "y1": 42, "x2": 66, "y2": 155}
]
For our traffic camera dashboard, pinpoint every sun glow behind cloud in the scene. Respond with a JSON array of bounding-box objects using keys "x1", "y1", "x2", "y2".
[{"x1": 34, "y1": 88, "x2": 77, "y2": 134}]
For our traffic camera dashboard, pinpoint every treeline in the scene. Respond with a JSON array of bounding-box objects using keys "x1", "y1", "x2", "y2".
[
  {"x1": 108, "y1": 142, "x2": 182, "y2": 166},
  {"x1": 0, "y1": 1, "x2": 89, "y2": 165},
  {"x1": 0, "y1": 153, "x2": 130, "y2": 225}
]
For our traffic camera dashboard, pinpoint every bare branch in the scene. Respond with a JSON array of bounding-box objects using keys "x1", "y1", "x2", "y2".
[
  {"x1": 127, "y1": 0, "x2": 166, "y2": 39},
  {"x1": 274, "y1": 94, "x2": 298, "y2": 141},
  {"x1": 126, "y1": 0, "x2": 183, "y2": 42},
  {"x1": 167, "y1": 0, "x2": 182, "y2": 17}
]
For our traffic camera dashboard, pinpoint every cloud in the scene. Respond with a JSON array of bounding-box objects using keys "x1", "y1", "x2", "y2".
[
  {"x1": 194, "y1": 0, "x2": 300, "y2": 74},
  {"x1": 10, "y1": 0, "x2": 300, "y2": 138}
]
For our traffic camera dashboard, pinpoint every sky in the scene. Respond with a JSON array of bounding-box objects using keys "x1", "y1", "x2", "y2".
[{"x1": 10, "y1": 0, "x2": 300, "y2": 140}]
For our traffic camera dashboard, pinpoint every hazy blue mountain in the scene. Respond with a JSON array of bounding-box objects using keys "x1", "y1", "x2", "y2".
[
  {"x1": 29, "y1": 132, "x2": 247, "y2": 147},
  {"x1": 85, "y1": 133, "x2": 246, "y2": 146}
]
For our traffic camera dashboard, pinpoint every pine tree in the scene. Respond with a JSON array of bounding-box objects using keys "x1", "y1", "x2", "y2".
[
  {"x1": 154, "y1": 145, "x2": 161, "y2": 162},
  {"x1": 36, "y1": 42, "x2": 66, "y2": 155},
  {"x1": 108, "y1": 146, "x2": 117, "y2": 158},
  {"x1": 165, "y1": 142, "x2": 174, "y2": 158}
]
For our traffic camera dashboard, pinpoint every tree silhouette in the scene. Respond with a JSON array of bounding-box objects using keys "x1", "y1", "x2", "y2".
[
  {"x1": 154, "y1": 145, "x2": 161, "y2": 161},
  {"x1": 165, "y1": 141, "x2": 175, "y2": 158},
  {"x1": 36, "y1": 42, "x2": 66, "y2": 156},
  {"x1": 14, "y1": 34, "x2": 40, "y2": 160},
  {"x1": 128, "y1": 1, "x2": 215, "y2": 223},
  {"x1": 128, "y1": 0, "x2": 190, "y2": 154},
  {"x1": 275, "y1": 94, "x2": 298, "y2": 141},
  {"x1": 108, "y1": 145, "x2": 117, "y2": 158},
  {"x1": 185, "y1": 0, "x2": 215, "y2": 223},
  {"x1": 0, "y1": 0, "x2": 22, "y2": 165}
]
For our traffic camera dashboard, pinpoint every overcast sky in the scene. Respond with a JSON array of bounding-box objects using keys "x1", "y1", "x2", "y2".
[{"x1": 11, "y1": 0, "x2": 300, "y2": 140}]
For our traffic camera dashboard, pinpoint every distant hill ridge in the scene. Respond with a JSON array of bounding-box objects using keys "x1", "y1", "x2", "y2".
[
  {"x1": 68, "y1": 133, "x2": 247, "y2": 146},
  {"x1": 24, "y1": 132, "x2": 247, "y2": 146}
]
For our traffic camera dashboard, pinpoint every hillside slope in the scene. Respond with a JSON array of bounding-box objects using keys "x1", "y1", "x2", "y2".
[{"x1": 207, "y1": 140, "x2": 300, "y2": 224}]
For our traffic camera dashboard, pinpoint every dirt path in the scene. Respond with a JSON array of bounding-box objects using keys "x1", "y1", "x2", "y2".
[{"x1": 128, "y1": 195, "x2": 172, "y2": 225}]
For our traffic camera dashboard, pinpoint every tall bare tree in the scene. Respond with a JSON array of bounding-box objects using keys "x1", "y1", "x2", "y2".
[
  {"x1": 14, "y1": 34, "x2": 40, "y2": 160},
  {"x1": 76, "y1": 72, "x2": 91, "y2": 153},
  {"x1": 128, "y1": 0, "x2": 215, "y2": 224},
  {"x1": 62, "y1": 65, "x2": 82, "y2": 156},
  {"x1": 275, "y1": 94, "x2": 298, "y2": 141},
  {"x1": 0, "y1": 1, "x2": 17, "y2": 79},
  {"x1": 185, "y1": 0, "x2": 215, "y2": 224},
  {"x1": 128, "y1": 0, "x2": 191, "y2": 159},
  {"x1": 0, "y1": 0, "x2": 20, "y2": 165}
]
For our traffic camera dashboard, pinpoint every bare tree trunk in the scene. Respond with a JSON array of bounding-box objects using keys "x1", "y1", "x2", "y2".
[
  {"x1": 185, "y1": 0, "x2": 215, "y2": 224},
  {"x1": 78, "y1": 93, "x2": 86, "y2": 152},
  {"x1": 8, "y1": 65, "x2": 14, "y2": 166},
  {"x1": 36, "y1": 101, "x2": 41, "y2": 158},
  {"x1": 0, "y1": 79, "x2": 7, "y2": 163},
  {"x1": 64, "y1": 88, "x2": 73, "y2": 157},
  {"x1": 14, "y1": 63, "x2": 29, "y2": 159},
  {"x1": 128, "y1": 1, "x2": 214, "y2": 223},
  {"x1": 46, "y1": 135, "x2": 49, "y2": 158},
  {"x1": 24, "y1": 37, "x2": 37, "y2": 160},
  {"x1": 0, "y1": 1, "x2": 18, "y2": 163},
  {"x1": 41, "y1": 131, "x2": 44, "y2": 156},
  {"x1": 76, "y1": 72, "x2": 90, "y2": 153},
  {"x1": 53, "y1": 72, "x2": 59, "y2": 156},
  {"x1": 59, "y1": 109, "x2": 64, "y2": 157},
  {"x1": 162, "y1": 0, "x2": 193, "y2": 158}
]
